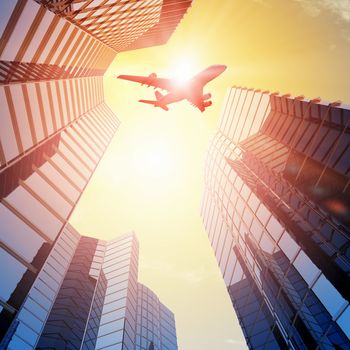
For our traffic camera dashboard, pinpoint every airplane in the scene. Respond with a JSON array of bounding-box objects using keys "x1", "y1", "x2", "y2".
[{"x1": 117, "y1": 64, "x2": 227, "y2": 112}]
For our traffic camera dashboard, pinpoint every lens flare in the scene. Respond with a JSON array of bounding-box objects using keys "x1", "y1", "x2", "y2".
[{"x1": 170, "y1": 56, "x2": 196, "y2": 85}]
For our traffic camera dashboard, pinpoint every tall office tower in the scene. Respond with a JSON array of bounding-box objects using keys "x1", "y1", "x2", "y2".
[
  {"x1": 36, "y1": 235, "x2": 106, "y2": 350},
  {"x1": 201, "y1": 87, "x2": 350, "y2": 349},
  {"x1": 94, "y1": 234, "x2": 178, "y2": 350},
  {"x1": 0, "y1": 0, "x2": 116, "y2": 83},
  {"x1": 94, "y1": 233, "x2": 139, "y2": 350},
  {"x1": 0, "y1": 95, "x2": 119, "y2": 348},
  {"x1": 1, "y1": 1, "x2": 183, "y2": 349},
  {"x1": 0, "y1": 0, "x2": 120, "y2": 347},
  {"x1": 35, "y1": 0, "x2": 193, "y2": 52},
  {"x1": 2, "y1": 230, "x2": 177, "y2": 350},
  {"x1": 120, "y1": 0, "x2": 193, "y2": 52},
  {"x1": 136, "y1": 284, "x2": 178, "y2": 350}
]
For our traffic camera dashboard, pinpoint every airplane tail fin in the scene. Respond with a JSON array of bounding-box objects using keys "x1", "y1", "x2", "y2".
[
  {"x1": 155, "y1": 90, "x2": 164, "y2": 101},
  {"x1": 138, "y1": 99, "x2": 169, "y2": 111}
]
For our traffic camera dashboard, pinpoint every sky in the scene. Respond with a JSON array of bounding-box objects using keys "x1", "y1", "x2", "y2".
[{"x1": 70, "y1": 1, "x2": 350, "y2": 349}]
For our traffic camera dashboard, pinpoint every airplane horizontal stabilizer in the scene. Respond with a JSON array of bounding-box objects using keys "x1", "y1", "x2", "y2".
[{"x1": 138, "y1": 100, "x2": 169, "y2": 111}]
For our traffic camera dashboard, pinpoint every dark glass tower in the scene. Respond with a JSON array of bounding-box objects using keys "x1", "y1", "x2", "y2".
[
  {"x1": 36, "y1": 236, "x2": 103, "y2": 350},
  {"x1": 136, "y1": 284, "x2": 178, "y2": 350},
  {"x1": 201, "y1": 87, "x2": 350, "y2": 349},
  {"x1": 2, "y1": 230, "x2": 178, "y2": 350}
]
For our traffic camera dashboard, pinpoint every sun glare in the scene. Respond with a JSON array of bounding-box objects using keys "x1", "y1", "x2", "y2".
[
  {"x1": 132, "y1": 143, "x2": 174, "y2": 179},
  {"x1": 171, "y1": 56, "x2": 196, "y2": 85},
  {"x1": 128, "y1": 130, "x2": 180, "y2": 183}
]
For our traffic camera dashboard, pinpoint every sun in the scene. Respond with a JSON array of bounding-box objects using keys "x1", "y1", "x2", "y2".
[{"x1": 170, "y1": 55, "x2": 197, "y2": 85}]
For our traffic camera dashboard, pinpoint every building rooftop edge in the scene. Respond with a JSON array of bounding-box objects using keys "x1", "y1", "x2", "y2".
[{"x1": 229, "y1": 85, "x2": 350, "y2": 111}]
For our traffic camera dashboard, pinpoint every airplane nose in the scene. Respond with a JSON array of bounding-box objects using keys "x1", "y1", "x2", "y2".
[
  {"x1": 211, "y1": 64, "x2": 227, "y2": 72},
  {"x1": 211, "y1": 64, "x2": 227, "y2": 76}
]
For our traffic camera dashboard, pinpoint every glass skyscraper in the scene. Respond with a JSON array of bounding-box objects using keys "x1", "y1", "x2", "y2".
[
  {"x1": 0, "y1": 75, "x2": 119, "y2": 348},
  {"x1": 201, "y1": 87, "x2": 350, "y2": 349},
  {"x1": 1, "y1": 1, "x2": 183, "y2": 349},
  {"x1": 136, "y1": 284, "x2": 178, "y2": 350},
  {"x1": 1, "y1": 230, "x2": 177, "y2": 350},
  {"x1": 34, "y1": 0, "x2": 193, "y2": 53}
]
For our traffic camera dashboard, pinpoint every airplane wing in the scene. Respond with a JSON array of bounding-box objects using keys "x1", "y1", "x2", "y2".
[
  {"x1": 117, "y1": 74, "x2": 173, "y2": 91},
  {"x1": 192, "y1": 65, "x2": 227, "y2": 86}
]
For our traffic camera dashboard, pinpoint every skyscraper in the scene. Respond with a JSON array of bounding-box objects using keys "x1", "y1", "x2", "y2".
[
  {"x1": 0, "y1": 0, "x2": 116, "y2": 83},
  {"x1": 35, "y1": 0, "x2": 193, "y2": 52},
  {"x1": 2, "y1": 229, "x2": 177, "y2": 350},
  {"x1": 36, "y1": 234, "x2": 106, "y2": 350},
  {"x1": 94, "y1": 233, "x2": 139, "y2": 350},
  {"x1": 1, "y1": 2, "x2": 118, "y2": 344},
  {"x1": 1, "y1": 1, "x2": 186, "y2": 348},
  {"x1": 136, "y1": 284, "x2": 178, "y2": 350},
  {"x1": 119, "y1": 0, "x2": 193, "y2": 52},
  {"x1": 0, "y1": 86, "x2": 120, "y2": 347},
  {"x1": 201, "y1": 87, "x2": 350, "y2": 349}
]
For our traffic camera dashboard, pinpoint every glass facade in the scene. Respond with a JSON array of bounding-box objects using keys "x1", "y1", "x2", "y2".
[
  {"x1": 36, "y1": 0, "x2": 193, "y2": 52},
  {"x1": 0, "y1": 2, "x2": 182, "y2": 348},
  {"x1": 95, "y1": 234, "x2": 139, "y2": 350},
  {"x1": 120, "y1": 0, "x2": 194, "y2": 52},
  {"x1": 1, "y1": 231, "x2": 178, "y2": 350},
  {"x1": 93, "y1": 234, "x2": 178, "y2": 350},
  {"x1": 82, "y1": 241, "x2": 108, "y2": 350},
  {"x1": 201, "y1": 87, "x2": 350, "y2": 349},
  {"x1": 36, "y1": 236, "x2": 101, "y2": 350},
  {"x1": 0, "y1": 2, "x2": 120, "y2": 346},
  {"x1": 0, "y1": 0, "x2": 115, "y2": 84},
  {"x1": 0, "y1": 94, "x2": 120, "y2": 346},
  {"x1": 159, "y1": 302, "x2": 177, "y2": 350},
  {"x1": 1, "y1": 224, "x2": 177, "y2": 350},
  {"x1": 136, "y1": 284, "x2": 178, "y2": 350},
  {"x1": 3, "y1": 224, "x2": 81, "y2": 350}
]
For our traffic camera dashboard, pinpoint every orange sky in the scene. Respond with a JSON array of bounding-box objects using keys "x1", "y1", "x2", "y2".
[{"x1": 70, "y1": 1, "x2": 350, "y2": 349}]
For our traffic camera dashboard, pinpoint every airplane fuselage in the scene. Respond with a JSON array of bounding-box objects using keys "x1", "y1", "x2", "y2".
[
  {"x1": 155, "y1": 65, "x2": 226, "y2": 110},
  {"x1": 118, "y1": 64, "x2": 227, "y2": 111}
]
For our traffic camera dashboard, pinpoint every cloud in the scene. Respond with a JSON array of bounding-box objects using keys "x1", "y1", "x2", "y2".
[
  {"x1": 294, "y1": 0, "x2": 350, "y2": 22},
  {"x1": 142, "y1": 261, "x2": 218, "y2": 284},
  {"x1": 176, "y1": 268, "x2": 218, "y2": 284},
  {"x1": 226, "y1": 338, "x2": 246, "y2": 346}
]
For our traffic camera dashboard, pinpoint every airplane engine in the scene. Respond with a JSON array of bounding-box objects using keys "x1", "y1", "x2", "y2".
[
  {"x1": 202, "y1": 93, "x2": 212, "y2": 100},
  {"x1": 203, "y1": 100, "x2": 212, "y2": 107}
]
